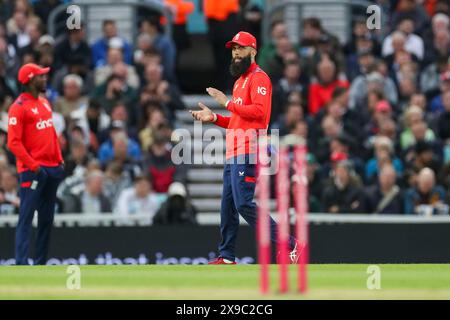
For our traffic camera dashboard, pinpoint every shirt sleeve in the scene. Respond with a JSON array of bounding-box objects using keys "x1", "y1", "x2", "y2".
[
  {"x1": 214, "y1": 114, "x2": 230, "y2": 128},
  {"x1": 226, "y1": 72, "x2": 271, "y2": 121},
  {"x1": 6, "y1": 104, "x2": 40, "y2": 171}
]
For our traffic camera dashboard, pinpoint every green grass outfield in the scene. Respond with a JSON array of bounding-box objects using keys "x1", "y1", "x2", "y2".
[{"x1": 0, "y1": 264, "x2": 449, "y2": 300}]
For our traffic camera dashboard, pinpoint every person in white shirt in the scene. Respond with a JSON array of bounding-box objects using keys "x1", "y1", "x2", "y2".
[
  {"x1": 382, "y1": 17, "x2": 424, "y2": 60},
  {"x1": 115, "y1": 175, "x2": 160, "y2": 220}
]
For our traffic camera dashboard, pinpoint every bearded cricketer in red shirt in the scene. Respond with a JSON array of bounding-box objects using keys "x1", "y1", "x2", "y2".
[
  {"x1": 7, "y1": 63, "x2": 65, "y2": 265},
  {"x1": 190, "y1": 32, "x2": 300, "y2": 265}
]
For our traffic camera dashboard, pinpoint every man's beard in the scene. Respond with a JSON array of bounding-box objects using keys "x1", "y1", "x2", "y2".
[{"x1": 230, "y1": 55, "x2": 252, "y2": 78}]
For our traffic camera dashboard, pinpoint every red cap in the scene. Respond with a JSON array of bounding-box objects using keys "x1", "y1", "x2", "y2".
[
  {"x1": 18, "y1": 63, "x2": 50, "y2": 85},
  {"x1": 440, "y1": 70, "x2": 450, "y2": 82},
  {"x1": 330, "y1": 151, "x2": 348, "y2": 162},
  {"x1": 375, "y1": 100, "x2": 391, "y2": 113},
  {"x1": 226, "y1": 31, "x2": 257, "y2": 50}
]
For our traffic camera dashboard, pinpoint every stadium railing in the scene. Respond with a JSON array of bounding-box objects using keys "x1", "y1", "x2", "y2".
[
  {"x1": 47, "y1": 0, "x2": 173, "y2": 45},
  {"x1": 1, "y1": 213, "x2": 449, "y2": 228},
  {"x1": 262, "y1": 0, "x2": 381, "y2": 45}
]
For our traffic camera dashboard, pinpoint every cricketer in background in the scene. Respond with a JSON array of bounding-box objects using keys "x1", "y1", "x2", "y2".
[{"x1": 7, "y1": 63, "x2": 65, "y2": 265}]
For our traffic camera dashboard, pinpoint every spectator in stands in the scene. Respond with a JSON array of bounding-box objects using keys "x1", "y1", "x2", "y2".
[
  {"x1": 365, "y1": 136, "x2": 403, "y2": 184},
  {"x1": 315, "y1": 115, "x2": 345, "y2": 163},
  {"x1": 260, "y1": 35, "x2": 296, "y2": 82},
  {"x1": 404, "y1": 140, "x2": 443, "y2": 177},
  {"x1": 0, "y1": 55, "x2": 17, "y2": 99},
  {"x1": 97, "y1": 101, "x2": 138, "y2": 142},
  {"x1": 70, "y1": 99, "x2": 110, "y2": 150},
  {"x1": 404, "y1": 167, "x2": 447, "y2": 215},
  {"x1": 237, "y1": 0, "x2": 262, "y2": 48},
  {"x1": 396, "y1": 63, "x2": 419, "y2": 110},
  {"x1": 384, "y1": 18, "x2": 424, "y2": 59},
  {"x1": 62, "y1": 170, "x2": 112, "y2": 214},
  {"x1": 347, "y1": 38, "x2": 377, "y2": 81},
  {"x1": 98, "y1": 122, "x2": 141, "y2": 167},
  {"x1": 344, "y1": 17, "x2": 379, "y2": 56},
  {"x1": 257, "y1": 20, "x2": 287, "y2": 71},
  {"x1": 437, "y1": 90, "x2": 450, "y2": 142},
  {"x1": 94, "y1": 49, "x2": 139, "y2": 89},
  {"x1": 271, "y1": 59, "x2": 306, "y2": 123},
  {"x1": 6, "y1": 4, "x2": 40, "y2": 41},
  {"x1": 365, "y1": 164, "x2": 404, "y2": 214},
  {"x1": 115, "y1": 175, "x2": 160, "y2": 218},
  {"x1": 91, "y1": 72, "x2": 138, "y2": 115},
  {"x1": 0, "y1": 167, "x2": 19, "y2": 215},
  {"x1": 92, "y1": 20, "x2": 132, "y2": 68},
  {"x1": 163, "y1": 0, "x2": 195, "y2": 65},
  {"x1": 316, "y1": 88, "x2": 364, "y2": 147},
  {"x1": 363, "y1": 99, "x2": 393, "y2": 143},
  {"x1": 420, "y1": 55, "x2": 449, "y2": 100},
  {"x1": 349, "y1": 71, "x2": 398, "y2": 111},
  {"x1": 270, "y1": 102, "x2": 304, "y2": 137},
  {"x1": 144, "y1": 124, "x2": 186, "y2": 193},
  {"x1": 54, "y1": 23, "x2": 91, "y2": 70},
  {"x1": 153, "y1": 181, "x2": 197, "y2": 225},
  {"x1": 17, "y1": 21, "x2": 43, "y2": 60},
  {"x1": 54, "y1": 74, "x2": 88, "y2": 119},
  {"x1": 321, "y1": 160, "x2": 366, "y2": 214},
  {"x1": 139, "y1": 104, "x2": 168, "y2": 151},
  {"x1": 133, "y1": 33, "x2": 153, "y2": 72},
  {"x1": 392, "y1": 0, "x2": 430, "y2": 35},
  {"x1": 52, "y1": 54, "x2": 95, "y2": 95},
  {"x1": 299, "y1": 17, "x2": 340, "y2": 61},
  {"x1": 32, "y1": 0, "x2": 62, "y2": 26},
  {"x1": 429, "y1": 71, "x2": 450, "y2": 114},
  {"x1": 203, "y1": 0, "x2": 239, "y2": 91},
  {"x1": 400, "y1": 106, "x2": 436, "y2": 150},
  {"x1": 139, "y1": 16, "x2": 177, "y2": 83},
  {"x1": 103, "y1": 160, "x2": 134, "y2": 208},
  {"x1": 57, "y1": 159, "x2": 101, "y2": 200},
  {"x1": 141, "y1": 62, "x2": 184, "y2": 121},
  {"x1": 423, "y1": 27, "x2": 449, "y2": 69},
  {"x1": 63, "y1": 139, "x2": 93, "y2": 178},
  {"x1": 308, "y1": 56, "x2": 349, "y2": 115},
  {"x1": 304, "y1": 153, "x2": 322, "y2": 213}
]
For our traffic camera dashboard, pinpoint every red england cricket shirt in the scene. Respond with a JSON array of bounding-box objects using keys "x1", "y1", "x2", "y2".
[
  {"x1": 7, "y1": 93, "x2": 63, "y2": 173},
  {"x1": 214, "y1": 62, "x2": 272, "y2": 159}
]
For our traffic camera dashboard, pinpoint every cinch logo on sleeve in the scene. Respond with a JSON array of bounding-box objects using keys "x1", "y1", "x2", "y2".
[
  {"x1": 36, "y1": 119, "x2": 53, "y2": 130},
  {"x1": 257, "y1": 86, "x2": 267, "y2": 95},
  {"x1": 9, "y1": 117, "x2": 17, "y2": 125},
  {"x1": 233, "y1": 97, "x2": 243, "y2": 105}
]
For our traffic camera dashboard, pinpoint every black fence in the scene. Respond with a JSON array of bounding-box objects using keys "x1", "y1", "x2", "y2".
[{"x1": 1, "y1": 223, "x2": 450, "y2": 265}]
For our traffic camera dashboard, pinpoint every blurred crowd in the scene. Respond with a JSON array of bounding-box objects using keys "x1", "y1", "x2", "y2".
[
  {"x1": 0, "y1": 0, "x2": 198, "y2": 223},
  {"x1": 264, "y1": 0, "x2": 450, "y2": 215},
  {"x1": 0, "y1": 0, "x2": 449, "y2": 217}
]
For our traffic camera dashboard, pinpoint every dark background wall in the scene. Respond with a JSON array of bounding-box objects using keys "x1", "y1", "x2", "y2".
[{"x1": 1, "y1": 224, "x2": 450, "y2": 265}]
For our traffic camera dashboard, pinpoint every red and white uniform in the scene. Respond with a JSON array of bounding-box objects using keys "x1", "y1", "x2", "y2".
[
  {"x1": 214, "y1": 62, "x2": 272, "y2": 159},
  {"x1": 7, "y1": 93, "x2": 63, "y2": 173}
]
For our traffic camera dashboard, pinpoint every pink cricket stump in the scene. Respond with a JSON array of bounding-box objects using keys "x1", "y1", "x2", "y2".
[
  {"x1": 257, "y1": 138, "x2": 271, "y2": 294},
  {"x1": 294, "y1": 144, "x2": 309, "y2": 293},
  {"x1": 276, "y1": 146, "x2": 290, "y2": 293}
]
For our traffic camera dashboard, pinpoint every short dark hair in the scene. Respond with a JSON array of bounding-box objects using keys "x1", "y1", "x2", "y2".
[
  {"x1": 103, "y1": 20, "x2": 115, "y2": 28},
  {"x1": 303, "y1": 17, "x2": 322, "y2": 30},
  {"x1": 270, "y1": 20, "x2": 284, "y2": 31}
]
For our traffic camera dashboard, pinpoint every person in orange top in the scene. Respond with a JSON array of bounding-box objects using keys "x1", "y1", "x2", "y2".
[
  {"x1": 203, "y1": 0, "x2": 240, "y2": 91},
  {"x1": 163, "y1": 0, "x2": 195, "y2": 57},
  {"x1": 190, "y1": 31, "x2": 300, "y2": 265}
]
